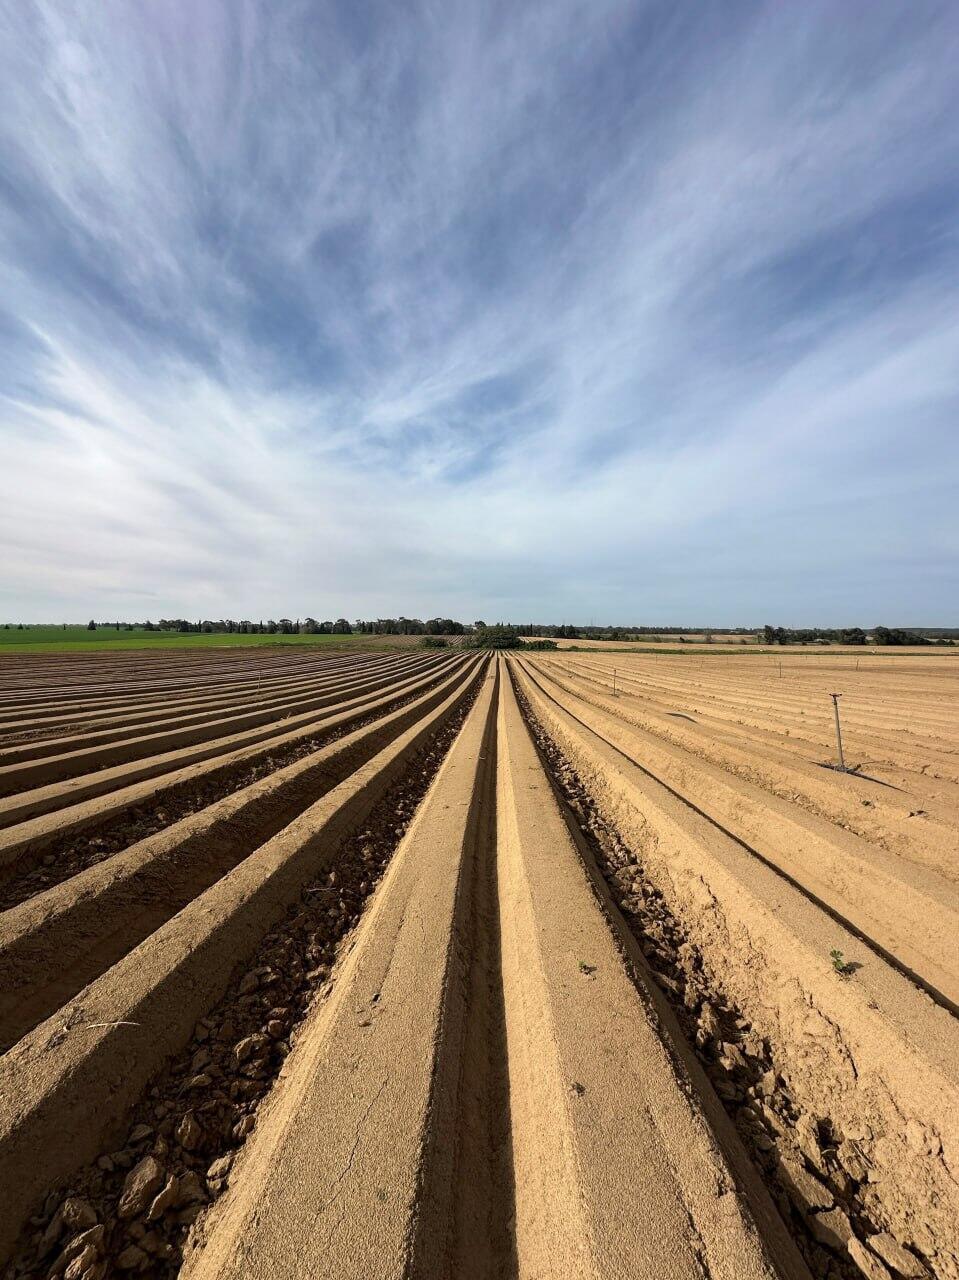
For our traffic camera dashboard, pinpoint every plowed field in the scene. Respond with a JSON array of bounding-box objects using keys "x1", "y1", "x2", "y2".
[{"x1": 0, "y1": 647, "x2": 956, "y2": 1280}]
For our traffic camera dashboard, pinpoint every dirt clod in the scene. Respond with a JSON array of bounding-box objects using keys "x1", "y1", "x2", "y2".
[
  {"x1": 147, "y1": 1175, "x2": 180, "y2": 1222},
  {"x1": 118, "y1": 1156, "x2": 165, "y2": 1220},
  {"x1": 811, "y1": 1208, "x2": 854, "y2": 1251},
  {"x1": 175, "y1": 1113, "x2": 202, "y2": 1153},
  {"x1": 116, "y1": 1244, "x2": 148, "y2": 1270},
  {"x1": 777, "y1": 1155, "x2": 834, "y2": 1212},
  {"x1": 867, "y1": 1234, "x2": 927, "y2": 1277}
]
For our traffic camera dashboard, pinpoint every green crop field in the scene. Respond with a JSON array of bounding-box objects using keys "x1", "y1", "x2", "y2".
[{"x1": 0, "y1": 626, "x2": 417, "y2": 654}]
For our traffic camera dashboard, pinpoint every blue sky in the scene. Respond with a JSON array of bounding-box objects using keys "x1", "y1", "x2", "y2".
[{"x1": 1, "y1": 1, "x2": 957, "y2": 625}]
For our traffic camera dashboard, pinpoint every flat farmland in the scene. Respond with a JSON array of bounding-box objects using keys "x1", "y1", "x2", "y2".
[
  {"x1": 0, "y1": 628, "x2": 427, "y2": 654},
  {"x1": 0, "y1": 647, "x2": 957, "y2": 1280}
]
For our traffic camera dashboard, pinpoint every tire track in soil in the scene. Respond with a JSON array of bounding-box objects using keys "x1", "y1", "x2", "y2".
[
  {"x1": 3, "y1": 680, "x2": 481, "y2": 1280},
  {"x1": 514, "y1": 682, "x2": 936, "y2": 1280}
]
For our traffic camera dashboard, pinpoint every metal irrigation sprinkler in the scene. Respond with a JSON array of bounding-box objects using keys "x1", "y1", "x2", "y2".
[{"x1": 830, "y1": 693, "x2": 846, "y2": 772}]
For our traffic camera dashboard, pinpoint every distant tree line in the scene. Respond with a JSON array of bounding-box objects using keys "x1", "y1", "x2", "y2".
[
  {"x1": 9, "y1": 619, "x2": 956, "y2": 646},
  {"x1": 353, "y1": 618, "x2": 466, "y2": 635},
  {"x1": 761, "y1": 625, "x2": 954, "y2": 646},
  {"x1": 151, "y1": 618, "x2": 355, "y2": 635},
  {"x1": 463, "y1": 625, "x2": 557, "y2": 651},
  {"x1": 761, "y1": 625, "x2": 869, "y2": 645},
  {"x1": 117, "y1": 617, "x2": 468, "y2": 636},
  {"x1": 505, "y1": 623, "x2": 762, "y2": 642}
]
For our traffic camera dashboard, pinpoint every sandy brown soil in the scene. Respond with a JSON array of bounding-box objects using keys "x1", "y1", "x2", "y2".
[{"x1": 0, "y1": 647, "x2": 955, "y2": 1279}]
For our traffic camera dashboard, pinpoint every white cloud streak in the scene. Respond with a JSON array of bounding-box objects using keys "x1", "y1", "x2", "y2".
[{"x1": 0, "y1": 0, "x2": 957, "y2": 623}]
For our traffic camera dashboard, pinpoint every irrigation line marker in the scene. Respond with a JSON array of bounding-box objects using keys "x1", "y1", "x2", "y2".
[{"x1": 830, "y1": 692, "x2": 846, "y2": 772}]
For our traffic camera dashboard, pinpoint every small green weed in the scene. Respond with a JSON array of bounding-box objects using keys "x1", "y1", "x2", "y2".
[{"x1": 830, "y1": 948, "x2": 854, "y2": 977}]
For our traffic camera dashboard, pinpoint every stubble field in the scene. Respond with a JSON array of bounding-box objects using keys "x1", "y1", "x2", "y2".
[{"x1": 0, "y1": 645, "x2": 956, "y2": 1279}]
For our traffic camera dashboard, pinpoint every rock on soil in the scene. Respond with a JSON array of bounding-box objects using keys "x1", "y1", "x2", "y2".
[
  {"x1": 118, "y1": 1156, "x2": 165, "y2": 1220},
  {"x1": 866, "y1": 1233, "x2": 928, "y2": 1277}
]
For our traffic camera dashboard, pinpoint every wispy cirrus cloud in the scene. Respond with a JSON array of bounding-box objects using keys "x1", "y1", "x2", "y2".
[{"x1": 1, "y1": 0, "x2": 957, "y2": 623}]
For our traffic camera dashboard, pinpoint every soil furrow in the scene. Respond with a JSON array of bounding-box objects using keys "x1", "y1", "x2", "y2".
[
  {"x1": 0, "y1": 659, "x2": 464, "y2": 871},
  {"x1": 183, "y1": 665, "x2": 503, "y2": 1280},
  {"x1": 546, "y1": 659, "x2": 959, "y2": 871},
  {"x1": 511, "y1": 656, "x2": 959, "y2": 1280},
  {"x1": 551, "y1": 656, "x2": 959, "y2": 782},
  {"x1": 0, "y1": 652, "x2": 357, "y2": 712},
  {"x1": 0, "y1": 662, "x2": 483, "y2": 1049},
  {"x1": 0, "y1": 654, "x2": 420, "y2": 759},
  {"x1": 495, "y1": 661, "x2": 800, "y2": 1279},
  {"x1": 0, "y1": 663, "x2": 462, "y2": 913},
  {"x1": 519, "y1": 659, "x2": 959, "y2": 1013},
  {"x1": 0, "y1": 668, "x2": 483, "y2": 1276},
  {"x1": 404, "y1": 668, "x2": 516, "y2": 1280},
  {"x1": 0, "y1": 656, "x2": 449, "y2": 794},
  {"x1": 0, "y1": 643, "x2": 953, "y2": 1280},
  {"x1": 514, "y1": 680, "x2": 887, "y2": 1280}
]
